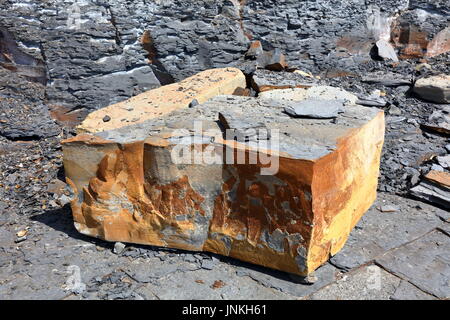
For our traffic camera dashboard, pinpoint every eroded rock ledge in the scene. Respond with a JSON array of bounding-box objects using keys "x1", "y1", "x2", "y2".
[{"x1": 63, "y1": 68, "x2": 384, "y2": 276}]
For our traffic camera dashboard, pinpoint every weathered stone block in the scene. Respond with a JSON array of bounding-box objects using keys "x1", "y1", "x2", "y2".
[
  {"x1": 414, "y1": 74, "x2": 450, "y2": 104},
  {"x1": 63, "y1": 76, "x2": 384, "y2": 276},
  {"x1": 77, "y1": 67, "x2": 246, "y2": 134}
]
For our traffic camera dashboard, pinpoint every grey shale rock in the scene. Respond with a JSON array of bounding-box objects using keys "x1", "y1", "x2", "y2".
[
  {"x1": 113, "y1": 242, "x2": 126, "y2": 255},
  {"x1": 284, "y1": 99, "x2": 342, "y2": 119},
  {"x1": 330, "y1": 194, "x2": 446, "y2": 270},
  {"x1": 375, "y1": 39, "x2": 399, "y2": 62},
  {"x1": 390, "y1": 280, "x2": 437, "y2": 300},
  {"x1": 376, "y1": 230, "x2": 450, "y2": 299},
  {"x1": 414, "y1": 75, "x2": 450, "y2": 104}
]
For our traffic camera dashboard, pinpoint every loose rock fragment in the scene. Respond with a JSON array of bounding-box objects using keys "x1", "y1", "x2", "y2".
[
  {"x1": 259, "y1": 86, "x2": 357, "y2": 105},
  {"x1": 420, "y1": 108, "x2": 450, "y2": 135},
  {"x1": 410, "y1": 171, "x2": 450, "y2": 209},
  {"x1": 218, "y1": 111, "x2": 268, "y2": 141},
  {"x1": 378, "y1": 205, "x2": 399, "y2": 213},
  {"x1": 375, "y1": 39, "x2": 399, "y2": 62},
  {"x1": 263, "y1": 48, "x2": 287, "y2": 71},
  {"x1": 245, "y1": 41, "x2": 264, "y2": 60},
  {"x1": 284, "y1": 99, "x2": 342, "y2": 119},
  {"x1": 413, "y1": 74, "x2": 450, "y2": 104},
  {"x1": 113, "y1": 242, "x2": 126, "y2": 255},
  {"x1": 251, "y1": 70, "x2": 317, "y2": 92},
  {"x1": 356, "y1": 90, "x2": 387, "y2": 107},
  {"x1": 78, "y1": 67, "x2": 246, "y2": 134},
  {"x1": 362, "y1": 72, "x2": 411, "y2": 87}
]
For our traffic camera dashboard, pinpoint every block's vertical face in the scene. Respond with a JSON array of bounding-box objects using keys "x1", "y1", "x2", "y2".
[
  {"x1": 308, "y1": 112, "x2": 385, "y2": 273},
  {"x1": 69, "y1": 140, "x2": 146, "y2": 242},
  {"x1": 206, "y1": 156, "x2": 315, "y2": 275},
  {"x1": 142, "y1": 142, "x2": 223, "y2": 251}
]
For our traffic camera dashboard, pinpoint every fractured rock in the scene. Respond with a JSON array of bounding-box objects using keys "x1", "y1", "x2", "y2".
[
  {"x1": 77, "y1": 67, "x2": 246, "y2": 134},
  {"x1": 413, "y1": 74, "x2": 450, "y2": 104},
  {"x1": 362, "y1": 72, "x2": 412, "y2": 87},
  {"x1": 259, "y1": 86, "x2": 357, "y2": 106},
  {"x1": 245, "y1": 41, "x2": 264, "y2": 60},
  {"x1": 62, "y1": 75, "x2": 384, "y2": 276},
  {"x1": 374, "y1": 40, "x2": 399, "y2": 62},
  {"x1": 262, "y1": 48, "x2": 287, "y2": 71},
  {"x1": 410, "y1": 171, "x2": 450, "y2": 209}
]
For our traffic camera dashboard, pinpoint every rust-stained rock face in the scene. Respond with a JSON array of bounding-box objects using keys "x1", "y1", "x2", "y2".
[
  {"x1": 77, "y1": 67, "x2": 246, "y2": 134},
  {"x1": 63, "y1": 79, "x2": 384, "y2": 276},
  {"x1": 390, "y1": 10, "x2": 450, "y2": 60}
]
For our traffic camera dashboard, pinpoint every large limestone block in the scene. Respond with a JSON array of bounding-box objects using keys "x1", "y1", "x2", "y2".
[
  {"x1": 77, "y1": 67, "x2": 246, "y2": 134},
  {"x1": 63, "y1": 92, "x2": 384, "y2": 276}
]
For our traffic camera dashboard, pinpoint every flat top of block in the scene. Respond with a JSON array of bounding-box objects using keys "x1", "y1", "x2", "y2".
[
  {"x1": 77, "y1": 67, "x2": 246, "y2": 134},
  {"x1": 94, "y1": 95, "x2": 383, "y2": 161}
]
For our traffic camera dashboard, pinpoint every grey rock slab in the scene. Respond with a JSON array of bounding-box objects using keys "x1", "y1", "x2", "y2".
[
  {"x1": 414, "y1": 75, "x2": 450, "y2": 104},
  {"x1": 139, "y1": 264, "x2": 296, "y2": 300},
  {"x1": 284, "y1": 99, "x2": 342, "y2": 119},
  {"x1": 235, "y1": 262, "x2": 340, "y2": 298},
  {"x1": 251, "y1": 69, "x2": 317, "y2": 92},
  {"x1": 309, "y1": 265, "x2": 401, "y2": 300},
  {"x1": 330, "y1": 193, "x2": 446, "y2": 270},
  {"x1": 124, "y1": 258, "x2": 200, "y2": 283},
  {"x1": 420, "y1": 108, "x2": 450, "y2": 135},
  {"x1": 375, "y1": 39, "x2": 399, "y2": 62},
  {"x1": 362, "y1": 72, "x2": 411, "y2": 87},
  {"x1": 376, "y1": 230, "x2": 450, "y2": 299},
  {"x1": 218, "y1": 110, "x2": 268, "y2": 141},
  {"x1": 201, "y1": 259, "x2": 217, "y2": 270},
  {"x1": 390, "y1": 280, "x2": 437, "y2": 300},
  {"x1": 410, "y1": 180, "x2": 450, "y2": 209},
  {"x1": 437, "y1": 155, "x2": 450, "y2": 168}
]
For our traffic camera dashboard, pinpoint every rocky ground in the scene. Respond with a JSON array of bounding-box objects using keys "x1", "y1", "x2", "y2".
[
  {"x1": 0, "y1": 0, "x2": 449, "y2": 300},
  {"x1": 1, "y1": 54, "x2": 449, "y2": 299}
]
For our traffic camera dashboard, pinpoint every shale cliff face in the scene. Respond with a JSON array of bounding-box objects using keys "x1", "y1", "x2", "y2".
[{"x1": 0, "y1": 0, "x2": 448, "y2": 121}]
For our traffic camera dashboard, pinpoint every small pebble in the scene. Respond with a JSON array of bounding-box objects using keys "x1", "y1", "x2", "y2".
[
  {"x1": 113, "y1": 242, "x2": 126, "y2": 255},
  {"x1": 378, "y1": 205, "x2": 399, "y2": 213}
]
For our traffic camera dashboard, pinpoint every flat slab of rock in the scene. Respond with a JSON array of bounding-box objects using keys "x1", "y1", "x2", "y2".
[
  {"x1": 310, "y1": 265, "x2": 401, "y2": 300},
  {"x1": 284, "y1": 99, "x2": 342, "y2": 119},
  {"x1": 62, "y1": 76, "x2": 384, "y2": 276},
  {"x1": 330, "y1": 193, "x2": 446, "y2": 270},
  {"x1": 259, "y1": 86, "x2": 358, "y2": 106},
  {"x1": 77, "y1": 67, "x2": 246, "y2": 134},
  {"x1": 251, "y1": 69, "x2": 317, "y2": 92},
  {"x1": 414, "y1": 74, "x2": 450, "y2": 104},
  {"x1": 362, "y1": 72, "x2": 412, "y2": 87},
  {"x1": 376, "y1": 230, "x2": 450, "y2": 299},
  {"x1": 410, "y1": 170, "x2": 450, "y2": 209}
]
